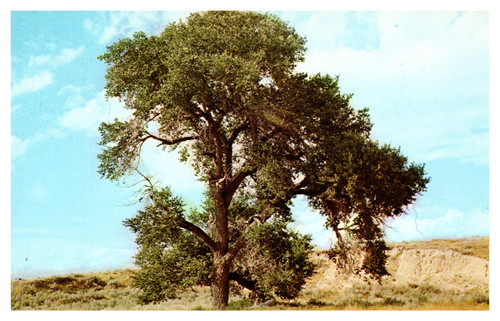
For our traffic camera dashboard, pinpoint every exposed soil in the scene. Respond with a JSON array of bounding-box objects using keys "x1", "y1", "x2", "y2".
[{"x1": 306, "y1": 246, "x2": 489, "y2": 294}]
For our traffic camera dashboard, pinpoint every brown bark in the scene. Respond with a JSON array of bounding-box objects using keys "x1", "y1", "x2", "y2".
[
  {"x1": 209, "y1": 186, "x2": 231, "y2": 309},
  {"x1": 210, "y1": 253, "x2": 231, "y2": 310},
  {"x1": 211, "y1": 189, "x2": 229, "y2": 253}
]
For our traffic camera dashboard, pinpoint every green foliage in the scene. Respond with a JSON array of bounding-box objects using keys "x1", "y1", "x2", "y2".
[
  {"x1": 227, "y1": 298, "x2": 253, "y2": 310},
  {"x1": 308, "y1": 136, "x2": 429, "y2": 280},
  {"x1": 234, "y1": 218, "x2": 316, "y2": 301},
  {"x1": 124, "y1": 186, "x2": 316, "y2": 304},
  {"x1": 123, "y1": 187, "x2": 212, "y2": 303},
  {"x1": 360, "y1": 239, "x2": 389, "y2": 279}
]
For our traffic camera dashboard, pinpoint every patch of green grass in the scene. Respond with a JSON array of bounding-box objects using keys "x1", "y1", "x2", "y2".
[{"x1": 228, "y1": 298, "x2": 253, "y2": 310}]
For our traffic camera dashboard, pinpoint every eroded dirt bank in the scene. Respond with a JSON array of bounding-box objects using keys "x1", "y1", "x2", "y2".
[{"x1": 306, "y1": 246, "x2": 489, "y2": 294}]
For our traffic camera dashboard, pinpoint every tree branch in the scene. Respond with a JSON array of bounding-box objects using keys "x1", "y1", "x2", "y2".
[
  {"x1": 290, "y1": 188, "x2": 316, "y2": 197},
  {"x1": 144, "y1": 132, "x2": 198, "y2": 146},
  {"x1": 228, "y1": 119, "x2": 250, "y2": 146},
  {"x1": 289, "y1": 174, "x2": 316, "y2": 197},
  {"x1": 199, "y1": 109, "x2": 225, "y2": 180},
  {"x1": 202, "y1": 151, "x2": 216, "y2": 159},
  {"x1": 153, "y1": 198, "x2": 218, "y2": 253},
  {"x1": 178, "y1": 219, "x2": 218, "y2": 253},
  {"x1": 223, "y1": 167, "x2": 257, "y2": 204},
  {"x1": 225, "y1": 199, "x2": 280, "y2": 262},
  {"x1": 229, "y1": 272, "x2": 256, "y2": 291},
  {"x1": 147, "y1": 76, "x2": 161, "y2": 90},
  {"x1": 134, "y1": 167, "x2": 156, "y2": 190},
  {"x1": 139, "y1": 171, "x2": 218, "y2": 253}
]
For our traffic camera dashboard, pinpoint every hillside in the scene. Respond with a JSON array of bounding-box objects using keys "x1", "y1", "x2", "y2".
[{"x1": 11, "y1": 236, "x2": 489, "y2": 310}]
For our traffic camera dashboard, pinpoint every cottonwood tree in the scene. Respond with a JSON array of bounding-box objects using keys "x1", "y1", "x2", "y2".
[{"x1": 98, "y1": 11, "x2": 429, "y2": 310}]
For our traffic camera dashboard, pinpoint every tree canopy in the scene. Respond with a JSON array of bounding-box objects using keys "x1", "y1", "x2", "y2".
[{"x1": 98, "y1": 11, "x2": 429, "y2": 309}]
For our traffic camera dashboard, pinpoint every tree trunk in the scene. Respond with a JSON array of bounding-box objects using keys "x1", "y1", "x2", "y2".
[
  {"x1": 211, "y1": 253, "x2": 231, "y2": 310},
  {"x1": 209, "y1": 186, "x2": 231, "y2": 310}
]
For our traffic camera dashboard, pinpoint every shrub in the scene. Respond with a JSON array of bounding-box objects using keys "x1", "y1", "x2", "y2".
[
  {"x1": 107, "y1": 279, "x2": 123, "y2": 289},
  {"x1": 307, "y1": 298, "x2": 326, "y2": 306},
  {"x1": 228, "y1": 298, "x2": 253, "y2": 310}
]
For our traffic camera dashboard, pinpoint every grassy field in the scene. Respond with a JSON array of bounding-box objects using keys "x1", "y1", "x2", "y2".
[{"x1": 11, "y1": 237, "x2": 489, "y2": 310}]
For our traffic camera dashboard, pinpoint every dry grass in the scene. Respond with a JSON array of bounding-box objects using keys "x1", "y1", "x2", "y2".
[
  {"x1": 11, "y1": 270, "x2": 235, "y2": 310},
  {"x1": 387, "y1": 236, "x2": 489, "y2": 260},
  {"x1": 11, "y1": 271, "x2": 139, "y2": 310},
  {"x1": 11, "y1": 236, "x2": 489, "y2": 310},
  {"x1": 288, "y1": 279, "x2": 489, "y2": 311}
]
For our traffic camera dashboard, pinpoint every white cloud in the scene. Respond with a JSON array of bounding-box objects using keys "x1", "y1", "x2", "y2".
[
  {"x1": 381, "y1": 106, "x2": 489, "y2": 165},
  {"x1": 11, "y1": 135, "x2": 30, "y2": 161},
  {"x1": 58, "y1": 91, "x2": 132, "y2": 136},
  {"x1": 46, "y1": 42, "x2": 57, "y2": 51},
  {"x1": 419, "y1": 131, "x2": 489, "y2": 165},
  {"x1": 54, "y1": 46, "x2": 85, "y2": 65},
  {"x1": 23, "y1": 41, "x2": 41, "y2": 50},
  {"x1": 57, "y1": 85, "x2": 84, "y2": 97},
  {"x1": 138, "y1": 139, "x2": 205, "y2": 205},
  {"x1": 290, "y1": 196, "x2": 489, "y2": 248},
  {"x1": 12, "y1": 104, "x2": 21, "y2": 113},
  {"x1": 11, "y1": 241, "x2": 135, "y2": 278},
  {"x1": 55, "y1": 90, "x2": 204, "y2": 203},
  {"x1": 64, "y1": 94, "x2": 87, "y2": 110},
  {"x1": 11, "y1": 129, "x2": 69, "y2": 168},
  {"x1": 28, "y1": 46, "x2": 84, "y2": 69},
  {"x1": 28, "y1": 55, "x2": 51, "y2": 67},
  {"x1": 281, "y1": 11, "x2": 348, "y2": 50},
  {"x1": 11, "y1": 71, "x2": 54, "y2": 97},
  {"x1": 12, "y1": 46, "x2": 84, "y2": 100},
  {"x1": 85, "y1": 12, "x2": 189, "y2": 44},
  {"x1": 386, "y1": 207, "x2": 489, "y2": 242},
  {"x1": 293, "y1": 11, "x2": 489, "y2": 166},
  {"x1": 290, "y1": 196, "x2": 332, "y2": 249},
  {"x1": 57, "y1": 85, "x2": 88, "y2": 109},
  {"x1": 84, "y1": 248, "x2": 135, "y2": 271},
  {"x1": 34, "y1": 127, "x2": 68, "y2": 142}
]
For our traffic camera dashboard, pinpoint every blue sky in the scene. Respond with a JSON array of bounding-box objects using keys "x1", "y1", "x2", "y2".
[{"x1": 10, "y1": 10, "x2": 490, "y2": 279}]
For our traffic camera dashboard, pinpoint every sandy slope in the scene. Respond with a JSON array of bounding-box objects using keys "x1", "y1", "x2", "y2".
[
  {"x1": 387, "y1": 247, "x2": 488, "y2": 292},
  {"x1": 307, "y1": 247, "x2": 489, "y2": 293}
]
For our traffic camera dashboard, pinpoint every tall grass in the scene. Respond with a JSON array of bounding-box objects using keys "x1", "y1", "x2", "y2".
[{"x1": 287, "y1": 280, "x2": 488, "y2": 311}]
